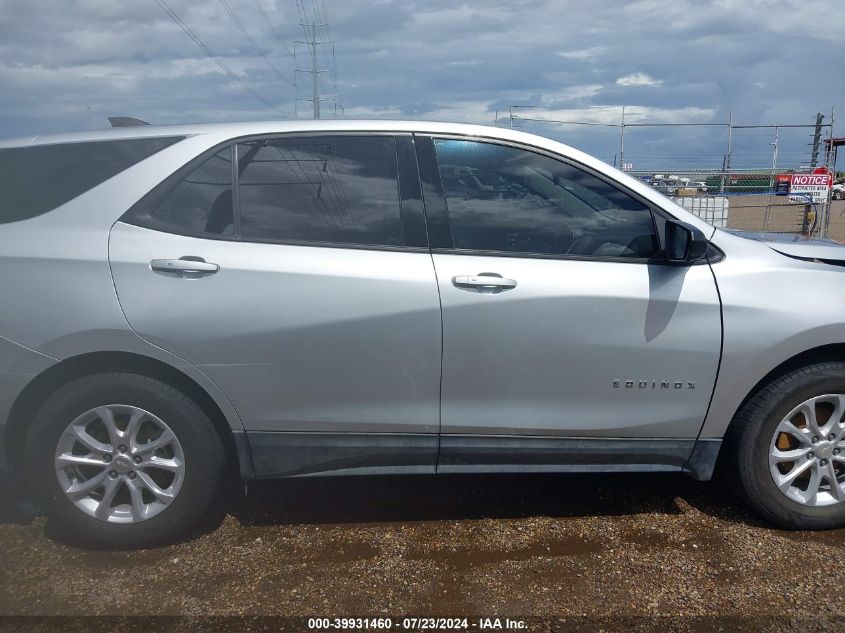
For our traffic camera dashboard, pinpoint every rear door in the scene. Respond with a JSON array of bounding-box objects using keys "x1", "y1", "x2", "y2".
[
  {"x1": 109, "y1": 134, "x2": 442, "y2": 476},
  {"x1": 415, "y1": 135, "x2": 721, "y2": 470}
]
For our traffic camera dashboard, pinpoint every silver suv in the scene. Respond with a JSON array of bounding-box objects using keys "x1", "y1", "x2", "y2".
[{"x1": 3, "y1": 120, "x2": 845, "y2": 547}]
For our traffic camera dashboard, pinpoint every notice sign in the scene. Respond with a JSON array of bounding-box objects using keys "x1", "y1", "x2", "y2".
[{"x1": 789, "y1": 173, "x2": 832, "y2": 204}]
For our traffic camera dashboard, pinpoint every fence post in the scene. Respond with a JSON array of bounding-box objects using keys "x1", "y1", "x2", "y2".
[
  {"x1": 801, "y1": 203, "x2": 812, "y2": 236},
  {"x1": 769, "y1": 126, "x2": 779, "y2": 191},
  {"x1": 720, "y1": 109, "x2": 733, "y2": 195},
  {"x1": 820, "y1": 108, "x2": 835, "y2": 238}
]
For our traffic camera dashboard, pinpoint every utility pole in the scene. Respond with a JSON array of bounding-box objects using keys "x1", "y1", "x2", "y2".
[
  {"x1": 507, "y1": 105, "x2": 535, "y2": 129},
  {"x1": 810, "y1": 112, "x2": 824, "y2": 168}
]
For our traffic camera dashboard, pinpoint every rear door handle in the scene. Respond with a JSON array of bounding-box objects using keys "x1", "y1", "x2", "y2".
[
  {"x1": 452, "y1": 273, "x2": 517, "y2": 291},
  {"x1": 150, "y1": 257, "x2": 219, "y2": 277}
]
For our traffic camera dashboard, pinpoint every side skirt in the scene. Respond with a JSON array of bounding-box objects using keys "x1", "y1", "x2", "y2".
[
  {"x1": 248, "y1": 432, "x2": 438, "y2": 478},
  {"x1": 440, "y1": 435, "x2": 720, "y2": 480},
  {"x1": 244, "y1": 432, "x2": 722, "y2": 481}
]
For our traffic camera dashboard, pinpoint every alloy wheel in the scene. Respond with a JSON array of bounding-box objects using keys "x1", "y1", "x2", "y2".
[
  {"x1": 769, "y1": 394, "x2": 845, "y2": 506},
  {"x1": 54, "y1": 404, "x2": 185, "y2": 523}
]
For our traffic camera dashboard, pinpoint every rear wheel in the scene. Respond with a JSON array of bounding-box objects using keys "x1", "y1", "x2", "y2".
[
  {"x1": 25, "y1": 373, "x2": 227, "y2": 548},
  {"x1": 724, "y1": 362, "x2": 845, "y2": 529}
]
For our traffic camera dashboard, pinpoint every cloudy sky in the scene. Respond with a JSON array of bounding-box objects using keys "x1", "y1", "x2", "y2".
[{"x1": 1, "y1": 0, "x2": 842, "y2": 169}]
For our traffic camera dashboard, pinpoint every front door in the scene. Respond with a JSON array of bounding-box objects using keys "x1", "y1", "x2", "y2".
[
  {"x1": 415, "y1": 136, "x2": 721, "y2": 469},
  {"x1": 110, "y1": 134, "x2": 442, "y2": 476}
]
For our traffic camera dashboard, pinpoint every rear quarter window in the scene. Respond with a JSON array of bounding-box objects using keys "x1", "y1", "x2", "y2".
[{"x1": 0, "y1": 136, "x2": 183, "y2": 224}]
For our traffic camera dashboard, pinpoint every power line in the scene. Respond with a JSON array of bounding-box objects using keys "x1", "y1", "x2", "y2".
[
  {"x1": 218, "y1": 0, "x2": 295, "y2": 87},
  {"x1": 153, "y1": 0, "x2": 286, "y2": 115},
  {"x1": 252, "y1": 0, "x2": 295, "y2": 57},
  {"x1": 311, "y1": 0, "x2": 331, "y2": 58},
  {"x1": 314, "y1": 0, "x2": 339, "y2": 96}
]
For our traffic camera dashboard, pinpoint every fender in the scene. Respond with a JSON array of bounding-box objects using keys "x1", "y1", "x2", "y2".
[{"x1": 700, "y1": 230, "x2": 845, "y2": 439}]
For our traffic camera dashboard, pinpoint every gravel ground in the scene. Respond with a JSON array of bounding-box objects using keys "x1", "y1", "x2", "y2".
[{"x1": 2, "y1": 468, "x2": 845, "y2": 630}]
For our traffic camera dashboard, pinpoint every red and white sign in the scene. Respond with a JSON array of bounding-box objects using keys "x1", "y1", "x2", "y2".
[
  {"x1": 789, "y1": 171, "x2": 832, "y2": 204},
  {"x1": 791, "y1": 174, "x2": 832, "y2": 187}
]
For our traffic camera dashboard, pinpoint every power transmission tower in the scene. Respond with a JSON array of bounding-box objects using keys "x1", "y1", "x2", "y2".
[{"x1": 294, "y1": 1, "x2": 338, "y2": 119}]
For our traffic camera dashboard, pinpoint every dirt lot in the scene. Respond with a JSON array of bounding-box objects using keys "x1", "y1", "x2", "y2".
[
  {"x1": 725, "y1": 196, "x2": 845, "y2": 240},
  {"x1": 2, "y1": 468, "x2": 845, "y2": 631}
]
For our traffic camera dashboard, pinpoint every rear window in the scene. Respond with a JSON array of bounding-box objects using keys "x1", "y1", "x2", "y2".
[
  {"x1": 0, "y1": 136, "x2": 183, "y2": 224},
  {"x1": 237, "y1": 135, "x2": 403, "y2": 246}
]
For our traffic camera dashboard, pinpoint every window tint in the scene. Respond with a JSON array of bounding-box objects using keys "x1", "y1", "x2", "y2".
[
  {"x1": 147, "y1": 147, "x2": 234, "y2": 236},
  {"x1": 0, "y1": 136, "x2": 182, "y2": 224},
  {"x1": 237, "y1": 136, "x2": 402, "y2": 246},
  {"x1": 433, "y1": 139, "x2": 658, "y2": 259}
]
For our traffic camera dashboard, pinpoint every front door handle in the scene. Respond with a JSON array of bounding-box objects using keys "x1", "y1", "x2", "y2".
[
  {"x1": 150, "y1": 257, "x2": 219, "y2": 277},
  {"x1": 452, "y1": 273, "x2": 517, "y2": 292}
]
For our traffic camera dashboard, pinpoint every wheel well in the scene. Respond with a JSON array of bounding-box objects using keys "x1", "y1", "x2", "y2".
[
  {"x1": 4, "y1": 351, "x2": 242, "y2": 477},
  {"x1": 723, "y1": 343, "x2": 845, "y2": 452},
  {"x1": 725, "y1": 343, "x2": 845, "y2": 434},
  {"x1": 713, "y1": 343, "x2": 845, "y2": 480}
]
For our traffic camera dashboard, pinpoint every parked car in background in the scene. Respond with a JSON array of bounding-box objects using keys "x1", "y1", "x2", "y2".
[
  {"x1": 833, "y1": 183, "x2": 844, "y2": 200},
  {"x1": 656, "y1": 180, "x2": 679, "y2": 195},
  {"x1": 4, "y1": 120, "x2": 845, "y2": 547}
]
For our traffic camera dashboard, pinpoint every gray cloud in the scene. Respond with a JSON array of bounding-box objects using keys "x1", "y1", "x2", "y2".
[{"x1": 0, "y1": 0, "x2": 842, "y2": 168}]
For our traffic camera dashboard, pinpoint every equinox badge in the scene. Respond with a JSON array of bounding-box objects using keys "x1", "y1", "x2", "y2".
[{"x1": 613, "y1": 380, "x2": 696, "y2": 389}]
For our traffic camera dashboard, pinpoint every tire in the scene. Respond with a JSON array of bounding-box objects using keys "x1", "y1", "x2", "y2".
[
  {"x1": 723, "y1": 361, "x2": 845, "y2": 529},
  {"x1": 24, "y1": 373, "x2": 227, "y2": 548}
]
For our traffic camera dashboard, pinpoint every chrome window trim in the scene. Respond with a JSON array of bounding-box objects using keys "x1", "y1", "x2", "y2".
[{"x1": 114, "y1": 220, "x2": 431, "y2": 254}]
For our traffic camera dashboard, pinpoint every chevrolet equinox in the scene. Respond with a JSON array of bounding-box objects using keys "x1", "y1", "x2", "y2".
[{"x1": 2, "y1": 120, "x2": 845, "y2": 547}]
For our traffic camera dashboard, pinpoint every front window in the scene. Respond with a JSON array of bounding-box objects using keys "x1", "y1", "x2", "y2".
[{"x1": 434, "y1": 139, "x2": 659, "y2": 259}]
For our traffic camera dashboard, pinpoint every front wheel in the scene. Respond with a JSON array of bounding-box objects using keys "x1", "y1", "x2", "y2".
[
  {"x1": 724, "y1": 362, "x2": 845, "y2": 529},
  {"x1": 25, "y1": 373, "x2": 227, "y2": 548}
]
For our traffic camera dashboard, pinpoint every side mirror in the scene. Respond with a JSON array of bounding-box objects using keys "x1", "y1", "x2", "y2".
[{"x1": 665, "y1": 219, "x2": 708, "y2": 263}]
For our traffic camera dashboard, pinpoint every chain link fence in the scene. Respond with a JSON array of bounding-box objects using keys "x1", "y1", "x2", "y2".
[{"x1": 506, "y1": 107, "x2": 837, "y2": 239}]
